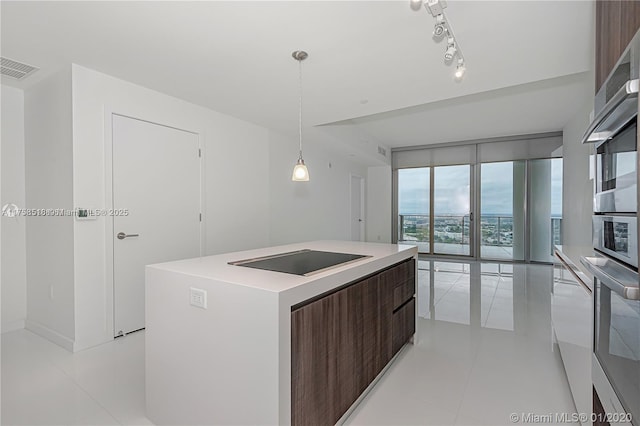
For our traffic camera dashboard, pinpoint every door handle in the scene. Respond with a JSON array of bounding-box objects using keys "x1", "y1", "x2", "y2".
[
  {"x1": 582, "y1": 79, "x2": 639, "y2": 144},
  {"x1": 117, "y1": 232, "x2": 139, "y2": 240},
  {"x1": 580, "y1": 256, "x2": 639, "y2": 300}
]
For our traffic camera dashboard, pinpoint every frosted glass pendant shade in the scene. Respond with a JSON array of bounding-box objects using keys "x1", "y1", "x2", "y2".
[{"x1": 292, "y1": 158, "x2": 309, "y2": 181}]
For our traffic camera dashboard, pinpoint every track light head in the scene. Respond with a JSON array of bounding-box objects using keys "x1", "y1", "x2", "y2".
[
  {"x1": 432, "y1": 14, "x2": 447, "y2": 38},
  {"x1": 444, "y1": 44, "x2": 457, "y2": 61},
  {"x1": 454, "y1": 63, "x2": 466, "y2": 80}
]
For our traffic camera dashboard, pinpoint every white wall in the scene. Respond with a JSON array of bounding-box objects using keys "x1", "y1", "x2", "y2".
[
  {"x1": 268, "y1": 128, "x2": 368, "y2": 245},
  {"x1": 71, "y1": 64, "x2": 270, "y2": 350},
  {"x1": 366, "y1": 166, "x2": 391, "y2": 243},
  {"x1": 559, "y1": 3, "x2": 594, "y2": 270},
  {"x1": 18, "y1": 63, "x2": 387, "y2": 351},
  {"x1": 561, "y1": 101, "x2": 594, "y2": 257},
  {"x1": 1, "y1": 85, "x2": 27, "y2": 333},
  {"x1": 24, "y1": 67, "x2": 76, "y2": 349}
]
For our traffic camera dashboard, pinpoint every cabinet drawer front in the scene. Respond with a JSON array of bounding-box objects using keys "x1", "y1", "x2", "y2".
[
  {"x1": 393, "y1": 278, "x2": 415, "y2": 311},
  {"x1": 380, "y1": 259, "x2": 415, "y2": 286},
  {"x1": 392, "y1": 298, "x2": 415, "y2": 355}
]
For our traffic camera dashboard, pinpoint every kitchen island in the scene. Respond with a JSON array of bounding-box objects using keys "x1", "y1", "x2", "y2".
[{"x1": 145, "y1": 240, "x2": 418, "y2": 425}]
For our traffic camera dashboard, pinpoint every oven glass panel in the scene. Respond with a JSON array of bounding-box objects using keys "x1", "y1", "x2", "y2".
[
  {"x1": 604, "y1": 221, "x2": 630, "y2": 255},
  {"x1": 595, "y1": 280, "x2": 640, "y2": 423},
  {"x1": 597, "y1": 122, "x2": 637, "y2": 192}
]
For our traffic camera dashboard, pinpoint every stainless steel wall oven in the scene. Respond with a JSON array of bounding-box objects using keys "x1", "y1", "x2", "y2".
[
  {"x1": 582, "y1": 28, "x2": 640, "y2": 426},
  {"x1": 594, "y1": 120, "x2": 637, "y2": 214}
]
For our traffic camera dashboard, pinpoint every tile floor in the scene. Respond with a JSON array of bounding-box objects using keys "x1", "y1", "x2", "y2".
[
  {"x1": 1, "y1": 329, "x2": 150, "y2": 425},
  {"x1": 2, "y1": 261, "x2": 577, "y2": 425},
  {"x1": 344, "y1": 261, "x2": 577, "y2": 425}
]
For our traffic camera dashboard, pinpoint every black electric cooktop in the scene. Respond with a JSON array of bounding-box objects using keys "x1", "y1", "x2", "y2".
[{"x1": 228, "y1": 249, "x2": 370, "y2": 276}]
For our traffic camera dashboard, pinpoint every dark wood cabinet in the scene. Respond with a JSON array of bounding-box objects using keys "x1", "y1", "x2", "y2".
[
  {"x1": 392, "y1": 278, "x2": 416, "y2": 311},
  {"x1": 378, "y1": 258, "x2": 416, "y2": 311},
  {"x1": 392, "y1": 298, "x2": 416, "y2": 356},
  {"x1": 291, "y1": 259, "x2": 416, "y2": 426},
  {"x1": 621, "y1": 2, "x2": 640, "y2": 50},
  {"x1": 347, "y1": 275, "x2": 392, "y2": 395},
  {"x1": 595, "y1": 0, "x2": 640, "y2": 92},
  {"x1": 291, "y1": 287, "x2": 351, "y2": 426}
]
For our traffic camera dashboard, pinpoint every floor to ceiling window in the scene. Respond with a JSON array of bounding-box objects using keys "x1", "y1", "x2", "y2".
[
  {"x1": 398, "y1": 167, "x2": 430, "y2": 253},
  {"x1": 433, "y1": 165, "x2": 471, "y2": 256},
  {"x1": 480, "y1": 161, "x2": 526, "y2": 261},
  {"x1": 393, "y1": 134, "x2": 563, "y2": 262}
]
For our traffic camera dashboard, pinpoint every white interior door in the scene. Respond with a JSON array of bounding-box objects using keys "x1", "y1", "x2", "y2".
[
  {"x1": 350, "y1": 175, "x2": 364, "y2": 241},
  {"x1": 112, "y1": 115, "x2": 201, "y2": 336}
]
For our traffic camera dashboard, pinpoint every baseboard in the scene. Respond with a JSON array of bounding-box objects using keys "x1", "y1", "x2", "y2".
[
  {"x1": 73, "y1": 333, "x2": 114, "y2": 352},
  {"x1": 1, "y1": 319, "x2": 25, "y2": 334},
  {"x1": 25, "y1": 319, "x2": 75, "y2": 352}
]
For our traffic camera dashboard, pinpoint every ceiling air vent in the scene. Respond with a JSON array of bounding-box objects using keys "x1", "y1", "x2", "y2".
[{"x1": 1, "y1": 57, "x2": 38, "y2": 80}]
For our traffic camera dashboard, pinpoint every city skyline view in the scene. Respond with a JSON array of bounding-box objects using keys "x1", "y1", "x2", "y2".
[{"x1": 398, "y1": 160, "x2": 563, "y2": 217}]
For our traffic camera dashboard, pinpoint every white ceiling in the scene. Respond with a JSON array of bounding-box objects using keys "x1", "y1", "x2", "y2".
[
  {"x1": 324, "y1": 71, "x2": 593, "y2": 148},
  {"x1": 1, "y1": 1, "x2": 595, "y2": 163}
]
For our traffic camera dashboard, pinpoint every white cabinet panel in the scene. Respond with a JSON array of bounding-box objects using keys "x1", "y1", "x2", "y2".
[{"x1": 552, "y1": 254, "x2": 593, "y2": 423}]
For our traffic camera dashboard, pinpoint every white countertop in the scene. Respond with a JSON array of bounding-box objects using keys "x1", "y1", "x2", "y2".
[{"x1": 147, "y1": 240, "x2": 418, "y2": 293}]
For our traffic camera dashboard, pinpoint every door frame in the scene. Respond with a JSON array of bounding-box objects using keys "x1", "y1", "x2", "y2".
[
  {"x1": 104, "y1": 109, "x2": 205, "y2": 338},
  {"x1": 349, "y1": 173, "x2": 365, "y2": 242}
]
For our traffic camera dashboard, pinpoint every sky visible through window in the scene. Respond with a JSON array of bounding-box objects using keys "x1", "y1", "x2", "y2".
[{"x1": 398, "y1": 160, "x2": 562, "y2": 217}]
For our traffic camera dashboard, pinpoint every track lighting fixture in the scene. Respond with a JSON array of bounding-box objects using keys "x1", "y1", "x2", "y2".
[{"x1": 409, "y1": 0, "x2": 467, "y2": 80}]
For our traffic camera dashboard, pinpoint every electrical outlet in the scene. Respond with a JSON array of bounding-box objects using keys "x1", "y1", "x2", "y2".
[{"x1": 189, "y1": 287, "x2": 207, "y2": 309}]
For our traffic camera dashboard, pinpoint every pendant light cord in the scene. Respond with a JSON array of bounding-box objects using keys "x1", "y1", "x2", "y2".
[{"x1": 298, "y1": 58, "x2": 303, "y2": 160}]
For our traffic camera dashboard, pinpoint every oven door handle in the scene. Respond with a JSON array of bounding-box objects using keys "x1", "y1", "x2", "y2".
[
  {"x1": 580, "y1": 256, "x2": 640, "y2": 300},
  {"x1": 582, "y1": 79, "x2": 639, "y2": 144}
]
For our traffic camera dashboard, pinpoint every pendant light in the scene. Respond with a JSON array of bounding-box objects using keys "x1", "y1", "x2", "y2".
[{"x1": 291, "y1": 50, "x2": 310, "y2": 182}]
